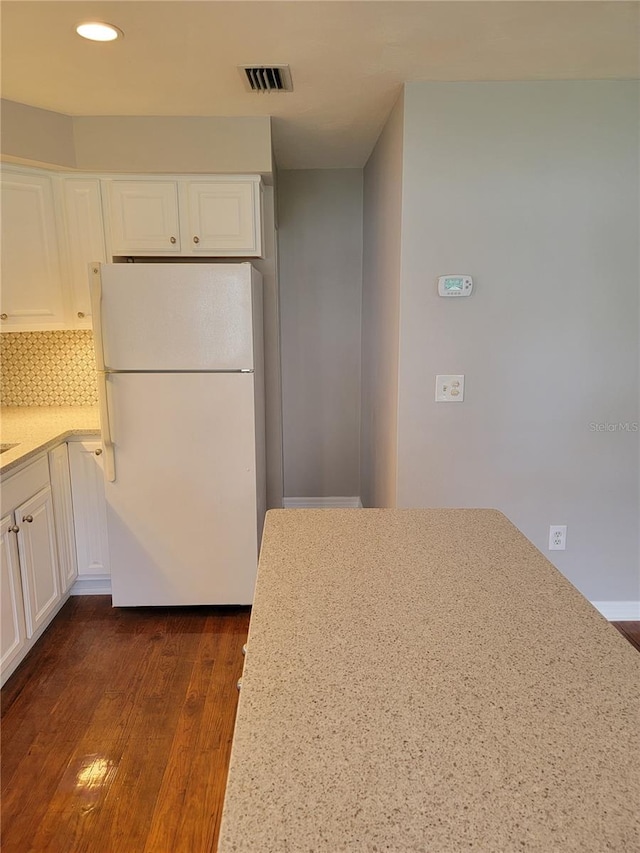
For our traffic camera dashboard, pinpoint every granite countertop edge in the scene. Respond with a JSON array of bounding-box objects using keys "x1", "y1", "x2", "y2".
[{"x1": 0, "y1": 406, "x2": 101, "y2": 476}]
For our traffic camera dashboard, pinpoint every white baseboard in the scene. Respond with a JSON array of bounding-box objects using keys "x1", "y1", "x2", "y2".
[
  {"x1": 590, "y1": 601, "x2": 640, "y2": 620},
  {"x1": 70, "y1": 575, "x2": 112, "y2": 596},
  {"x1": 282, "y1": 496, "x2": 363, "y2": 509}
]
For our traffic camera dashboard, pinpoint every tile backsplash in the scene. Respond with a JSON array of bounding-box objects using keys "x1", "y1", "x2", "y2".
[{"x1": 1, "y1": 331, "x2": 98, "y2": 406}]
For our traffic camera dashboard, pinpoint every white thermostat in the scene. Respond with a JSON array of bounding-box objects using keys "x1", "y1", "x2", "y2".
[{"x1": 438, "y1": 275, "x2": 473, "y2": 297}]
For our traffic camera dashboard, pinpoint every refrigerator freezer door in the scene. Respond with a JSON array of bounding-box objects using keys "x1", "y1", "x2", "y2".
[
  {"x1": 98, "y1": 263, "x2": 255, "y2": 371},
  {"x1": 105, "y1": 372, "x2": 261, "y2": 605}
]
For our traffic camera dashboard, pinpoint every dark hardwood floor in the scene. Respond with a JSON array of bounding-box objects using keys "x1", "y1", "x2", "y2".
[
  {"x1": 2, "y1": 599, "x2": 639, "y2": 853},
  {"x1": 1, "y1": 596, "x2": 249, "y2": 853},
  {"x1": 612, "y1": 620, "x2": 640, "y2": 652}
]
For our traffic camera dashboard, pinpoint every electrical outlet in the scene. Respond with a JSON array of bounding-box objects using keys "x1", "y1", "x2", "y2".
[
  {"x1": 549, "y1": 525, "x2": 567, "y2": 551},
  {"x1": 435, "y1": 375, "x2": 465, "y2": 402}
]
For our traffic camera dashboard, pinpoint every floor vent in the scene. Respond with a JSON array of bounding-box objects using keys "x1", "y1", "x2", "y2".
[{"x1": 240, "y1": 65, "x2": 293, "y2": 93}]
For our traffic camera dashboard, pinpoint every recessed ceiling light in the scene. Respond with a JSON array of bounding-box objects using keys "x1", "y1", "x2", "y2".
[{"x1": 76, "y1": 22, "x2": 123, "y2": 42}]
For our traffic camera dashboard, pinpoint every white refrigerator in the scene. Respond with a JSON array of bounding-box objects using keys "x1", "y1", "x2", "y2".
[{"x1": 90, "y1": 262, "x2": 266, "y2": 606}]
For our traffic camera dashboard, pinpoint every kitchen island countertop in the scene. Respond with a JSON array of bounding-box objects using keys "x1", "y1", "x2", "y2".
[
  {"x1": 1, "y1": 406, "x2": 100, "y2": 476},
  {"x1": 219, "y1": 508, "x2": 640, "y2": 853}
]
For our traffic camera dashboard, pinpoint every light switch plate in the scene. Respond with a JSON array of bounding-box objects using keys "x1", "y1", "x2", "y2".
[{"x1": 435, "y1": 375, "x2": 465, "y2": 402}]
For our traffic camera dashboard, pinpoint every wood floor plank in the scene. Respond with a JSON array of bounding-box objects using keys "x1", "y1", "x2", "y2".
[
  {"x1": 1, "y1": 680, "x2": 109, "y2": 852},
  {"x1": 1, "y1": 606, "x2": 129, "y2": 846},
  {"x1": 612, "y1": 621, "x2": 640, "y2": 652},
  {"x1": 175, "y1": 617, "x2": 247, "y2": 852},
  {"x1": 143, "y1": 611, "x2": 248, "y2": 853},
  {"x1": 24, "y1": 620, "x2": 171, "y2": 851},
  {"x1": 35, "y1": 612, "x2": 211, "y2": 852},
  {"x1": 1, "y1": 598, "x2": 249, "y2": 853}
]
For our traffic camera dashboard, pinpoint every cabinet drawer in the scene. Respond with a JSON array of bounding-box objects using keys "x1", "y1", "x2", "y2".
[{"x1": 1, "y1": 456, "x2": 50, "y2": 516}]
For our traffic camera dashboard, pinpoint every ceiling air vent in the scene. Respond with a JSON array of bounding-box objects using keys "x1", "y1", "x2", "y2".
[{"x1": 240, "y1": 65, "x2": 293, "y2": 93}]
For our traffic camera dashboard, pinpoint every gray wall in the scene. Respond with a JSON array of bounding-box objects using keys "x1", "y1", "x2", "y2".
[
  {"x1": 1, "y1": 100, "x2": 75, "y2": 168},
  {"x1": 252, "y1": 185, "x2": 284, "y2": 509},
  {"x1": 72, "y1": 115, "x2": 272, "y2": 175},
  {"x1": 361, "y1": 94, "x2": 404, "y2": 508},
  {"x1": 1, "y1": 100, "x2": 272, "y2": 175},
  {"x1": 278, "y1": 169, "x2": 363, "y2": 497},
  {"x1": 396, "y1": 81, "x2": 639, "y2": 602}
]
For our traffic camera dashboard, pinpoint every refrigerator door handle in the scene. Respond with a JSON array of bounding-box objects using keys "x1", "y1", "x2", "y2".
[
  {"x1": 90, "y1": 264, "x2": 116, "y2": 482},
  {"x1": 96, "y1": 372, "x2": 116, "y2": 482}
]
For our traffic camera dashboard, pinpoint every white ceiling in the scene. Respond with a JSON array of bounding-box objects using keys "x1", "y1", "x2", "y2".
[{"x1": 1, "y1": 1, "x2": 638, "y2": 169}]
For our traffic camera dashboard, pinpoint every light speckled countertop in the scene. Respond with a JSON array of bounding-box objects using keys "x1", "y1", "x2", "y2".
[
  {"x1": 0, "y1": 406, "x2": 100, "y2": 475},
  {"x1": 219, "y1": 508, "x2": 640, "y2": 853}
]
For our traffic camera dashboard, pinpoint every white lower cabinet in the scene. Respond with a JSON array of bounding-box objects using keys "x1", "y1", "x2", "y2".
[
  {"x1": 0, "y1": 515, "x2": 27, "y2": 677},
  {"x1": 0, "y1": 439, "x2": 112, "y2": 685},
  {"x1": 49, "y1": 444, "x2": 78, "y2": 594},
  {"x1": 0, "y1": 456, "x2": 65, "y2": 686},
  {"x1": 68, "y1": 440, "x2": 110, "y2": 585},
  {"x1": 14, "y1": 485, "x2": 61, "y2": 637}
]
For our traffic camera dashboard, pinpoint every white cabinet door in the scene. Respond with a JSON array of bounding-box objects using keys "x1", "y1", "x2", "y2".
[
  {"x1": 48, "y1": 444, "x2": 78, "y2": 594},
  {"x1": 0, "y1": 514, "x2": 26, "y2": 675},
  {"x1": 68, "y1": 441, "x2": 110, "y2": 577},
  {"x1": 0, "y1": 171, "x2": 67, "y2": 330},
  {"x1": 186, "y1": 180, "x2": 261, "y2": 256},
  {"x1": 106, "y1": 181, "x2": 180, "y2": 254},
  {"x1": 15, "y1": 486, "x2": 61, "y2": 638},
  {"x1": 62, "y1": 178, "x2": 106, "y2": 324}
]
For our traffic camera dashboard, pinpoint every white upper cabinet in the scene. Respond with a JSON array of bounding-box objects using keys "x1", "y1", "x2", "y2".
[
  {"x1": 105, "y1": 180, "x2": 181, "y2": 255},
  {"x1": 102, "y1": 176, "x2": 262, "y2": 258},
  {"x1": 0, "y1": 168, "x2": 264, "y2": 332},
  {"x1": 0, "y1": 170, "x2": 67, "y2": 331},
  {"x1": 186, "y1": 180, "x2": 261, "y2": 255},
  {"x1": 61, "y1": 178, "x2": 107, "y2": 325}
]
